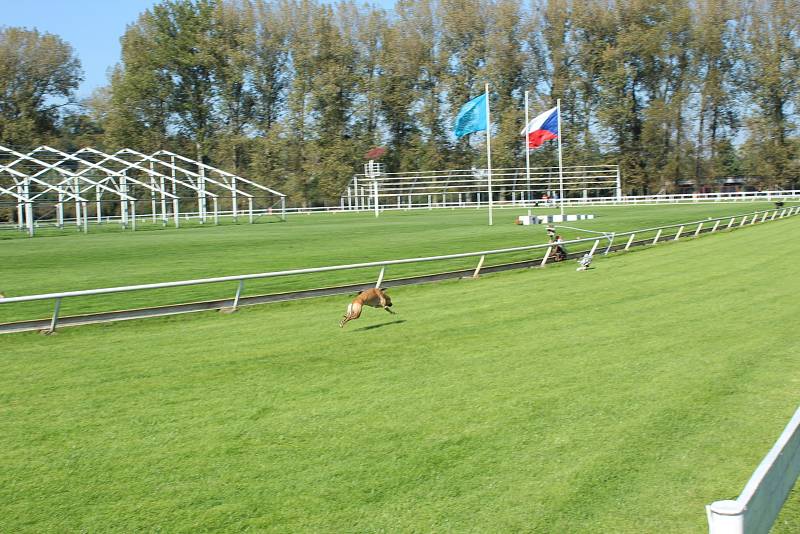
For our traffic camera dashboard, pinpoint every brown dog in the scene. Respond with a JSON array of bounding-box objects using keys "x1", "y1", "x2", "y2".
[{"x1": 340, "y1": 287, "x2": 395, "y2": 327}]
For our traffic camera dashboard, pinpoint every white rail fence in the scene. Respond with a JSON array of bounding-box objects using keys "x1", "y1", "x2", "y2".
[
  {"x1": 330, "y1": 189, "x2": 800, "y2": 214},
  {"x1": 1, "y1": 206, "x2": 798, "y2": 334},
  {"x1": 3, "y1": 190, "x2": 799, "y2": 231},
  {"x1": 707, "y1": 406, "x2": 800, "y2": 534}
]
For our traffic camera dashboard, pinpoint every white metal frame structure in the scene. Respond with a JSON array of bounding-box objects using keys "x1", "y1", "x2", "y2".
[
  {"x1": 152, "y1": 150, "x2": 286, "y2": 223},
  {"x1": 30, "y1": 145, "x2": 165, "y2": 229},
  {"x1": 0, "y1": 144, "x2": 116, "y2": 236},
  {"x1": 340, "y1": 164, "x2": 622, "y2": 213},
  {"x1": 0, "y1": 145, "x2": 286, "y2": 236}
]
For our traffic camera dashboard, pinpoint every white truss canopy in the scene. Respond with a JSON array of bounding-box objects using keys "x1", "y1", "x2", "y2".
[{"x1": 0, "y1": 145, "x2": 286, "y2": 236}]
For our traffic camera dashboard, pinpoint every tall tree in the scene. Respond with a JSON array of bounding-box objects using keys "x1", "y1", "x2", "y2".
[
  {"x1": 252, "y1": 0, "x2": 289, "y2": 133},
  {"x1": 212, "y1": 0, "x2": 257, "y2": 172},
  {"x1": 485, "y1": 0, "x2": 526, "y2": 170},
  {"x1": 0, "y1": 27, "x2": 82, "y2": 146},
  {"x1": 692, "y1": 0, "x2": 739, "y2": 184},
  {"x1": 738, "y1": 0, "x2": 800, "y2": 187},
  {"x1": 439, "y1": 0, "x2": 488, "y2": 167},
  {"x1": 105, "y1": 14, "x2": 172, "y2": 151},
  {"x1": 304, "y1": 3, "x2": 361, "y2": 202}
]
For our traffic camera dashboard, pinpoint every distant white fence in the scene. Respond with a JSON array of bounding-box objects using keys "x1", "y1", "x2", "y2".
[
  {"x1": 1, "y1": 205, "x2": 798, "y2": 334},
  {"x1": 3, "y1": 190, "x2": 798, "y2": 228},
  {"x1": 326, "y1": 189, "x2": 799, "y2": 214},
  {"x1": 707, "y1": 406, "x2": 800, "y2": 534}
]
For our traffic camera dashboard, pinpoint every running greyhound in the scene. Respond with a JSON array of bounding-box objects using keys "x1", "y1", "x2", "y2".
[{"x1": 340, "y1": 287, "x2": 395, "y2": 327}]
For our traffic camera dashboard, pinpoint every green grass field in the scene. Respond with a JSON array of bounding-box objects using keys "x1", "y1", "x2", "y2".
[
  {"x1": 0, "y1": 202, "x2": 784, "y2": 323},
  {"x1": 2, "y1": 209, "x2": 799, "y2": 532}
]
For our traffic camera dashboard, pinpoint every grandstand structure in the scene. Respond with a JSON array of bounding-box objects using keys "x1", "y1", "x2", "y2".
[
  {"x1": 341, "y1": 163, "x2": 622, "y2": 212},
  {"x1": 0, "y1": 145, "x2": 286, "y2": 236}
]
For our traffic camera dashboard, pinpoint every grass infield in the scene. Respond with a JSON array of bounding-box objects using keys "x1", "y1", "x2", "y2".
[
  {"x1": 1, "y1": 214, "x2": 799, "y2": 532},
  {"x1": 0, "y1": 202, "x2": 786, "y2": 323}
]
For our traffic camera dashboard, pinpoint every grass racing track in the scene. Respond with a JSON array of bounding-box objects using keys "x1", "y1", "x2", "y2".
[{"x1": 2, "y1": 210, "x2": 800, "y2": 532}]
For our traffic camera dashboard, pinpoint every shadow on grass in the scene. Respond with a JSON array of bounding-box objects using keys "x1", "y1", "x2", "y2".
[{"x1": 349, "y1": 319, "x2": 407, "y2": 332}]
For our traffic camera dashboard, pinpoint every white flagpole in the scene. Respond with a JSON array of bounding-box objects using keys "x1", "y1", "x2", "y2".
[
  {"x1": 524, "y1": 91, "x2": 531, "y2": 206},
  {"x1": 556, "y1": 98, "x2": 565, "y2": 217},
  {"x1": 485, "y1": 83, "x2": 493, "y2": 226}
]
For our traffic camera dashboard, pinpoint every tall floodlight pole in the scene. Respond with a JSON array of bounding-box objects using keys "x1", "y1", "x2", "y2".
[
  {"x1": 524, "y1": 91, "x2": 531, "y2": 206},
  {"x1": 485, "y1": 83, "x2": 494, "y2": 226},
  {"x1": 556, "y1": 98, "x2": 565, "y2": 217}
]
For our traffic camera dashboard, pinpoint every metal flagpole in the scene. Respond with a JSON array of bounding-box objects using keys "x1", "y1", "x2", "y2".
[
  {"x1": 485, "y1": 83, "x2": 493, "y2": 226},
  {"x1": 556, "y1": 98, "x2": 565, "y2": 217},
  {"x1": 524, "y1": 91, "x2": 531, "y2": 206}
]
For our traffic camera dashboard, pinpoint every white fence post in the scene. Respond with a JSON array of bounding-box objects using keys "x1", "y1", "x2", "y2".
[
  {"x1": 603, "y1": 233, "x2": 615, "y2": 255},
  {"x1": 674, "y1": 225, "x2": 684, "y2": 240},
  {"x1": 739, "y1": 216, "x2": 748, "y2": 227},
  {"x1": 48, "y1": 297, "x2": 62, "y2": 334},
  {"x1": 727, "y1": 217, "x2": 736, "y2": 229},
  {"x1": 711, "y1": 220, "x2": 720, "y2": 233},
  {"x1": 589, "y1": 239, "x2": 601, "y2": 256},
  {"x1": 130, "y1": 201, "x2": 137, "y2": 231},
  {"x1": 473, "y1": 255, "x2": 485, "y2": 279},
  {"x1": 232, "y1": 280, "x2": 244, "y2": 309},
  {"x1": 706, "y1": 500, "x2": 744, "y2": 534},
  {"x1": 694, "y1": 222, "x2": 703, "y2": 237},
  {"x1": 376, "y1": 267, "x2": 385, "y2": 288},
  {"x1": 652, "y1": 229, "x2": 662, "y2": 244},
  {"x1": 541, "y1": 247, "x2": 552, "y2": 266},
  {"x1": 625, "y1": 234, "x2": 635, "y2": 250}
]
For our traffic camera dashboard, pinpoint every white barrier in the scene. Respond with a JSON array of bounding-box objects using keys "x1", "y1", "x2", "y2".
[{"x1": 707, "y1": 406, "x2": 800, "y2": 534}]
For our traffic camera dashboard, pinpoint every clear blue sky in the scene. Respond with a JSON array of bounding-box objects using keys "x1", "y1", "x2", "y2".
[
  {"x1": 2, "y1": 0, "x2": 160, "y2": 97},
  {"x1": 2, "y1": 0, "x2": 394, "y2": 100}
]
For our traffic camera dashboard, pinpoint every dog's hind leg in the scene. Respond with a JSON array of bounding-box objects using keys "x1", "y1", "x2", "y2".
[{"x1": 340, "y1": 302, "x2": 363, "y2": 327}]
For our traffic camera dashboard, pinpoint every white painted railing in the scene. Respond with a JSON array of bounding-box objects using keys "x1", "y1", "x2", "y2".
[
  {"x1": 2, "y1": 191, "x2": 797, "y2": 228},
  {"x1": 1, "y1": 206, "x2": 798, "y2": 333},
  {"x1": 707, "y1": 406, "x2": 800, "y2": 534},
  {"x1": 314, "y1": 190, "x2": 800, "y2": 214}
]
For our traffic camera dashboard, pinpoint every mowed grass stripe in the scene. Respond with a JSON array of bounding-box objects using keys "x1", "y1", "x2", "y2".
[
  {"x1": 1, "y1": 217, "x2": 799, "y2": 532},
  {"x1": 0, "y1": 202, "x2": 784, "y2": 324}
]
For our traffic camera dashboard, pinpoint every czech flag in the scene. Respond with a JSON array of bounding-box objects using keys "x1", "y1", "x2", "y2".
[{"x1": 521, "y1": 106, "x2": 558, "y2": 149}]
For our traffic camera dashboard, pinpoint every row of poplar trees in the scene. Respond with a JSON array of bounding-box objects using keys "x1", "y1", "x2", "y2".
[{"x1": 1, "y1": 0, "x2": 799, "y2": 205}]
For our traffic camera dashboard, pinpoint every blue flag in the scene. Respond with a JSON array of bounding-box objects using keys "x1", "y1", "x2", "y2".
[{"x1": 454, "y1": 93, "x2": 487, "y2": 138}]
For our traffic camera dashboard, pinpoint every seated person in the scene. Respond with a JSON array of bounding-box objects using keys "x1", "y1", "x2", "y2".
[{"x1": 552, "y1": 235, "x2": 567, "y2": 261}]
